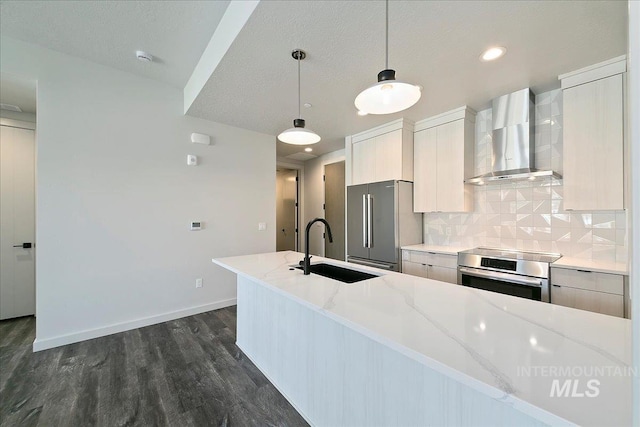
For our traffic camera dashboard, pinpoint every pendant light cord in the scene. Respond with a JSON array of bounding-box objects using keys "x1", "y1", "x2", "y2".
[
  {"x1": 385, "y1": 0, "x2": 389, "y2": 70},
  {"x1": 297, "y1": 53, "x2": 301, "y2": 119}
]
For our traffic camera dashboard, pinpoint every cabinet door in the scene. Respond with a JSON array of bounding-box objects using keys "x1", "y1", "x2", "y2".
[
  {"x1": 563, "y1": 74, "x2": 623, "y2": 210},
  {"x1": 402, "y1": 261, "x2": 428, "y2": 278},
  {"x1": 413, "y1": 128, "x2": 437, "y2": 212},
  {"x1": 352, "y1": 138, "x2": 376, "y2": 185},
  {"x1": 428, "y1": 266, "x2": 458, "y2": 284},
  {"x1": 347, "y1": 185, "x2": 369, "y2": 260},
  {"x1": 551, "y1": 268, "x2": 623, "y2": 295},
  {"x1": 368, "y1": 181, "x2": 397, "y2": 264},
  {"x1": 436, "y1": 119, "x2": 466, "y2": 212},
  {"x1": 551, "y1": 285, "x2": 623, "y2": 317},
  {"x1": 375, "y1": 129, "x2": 403, "y2": 182}
]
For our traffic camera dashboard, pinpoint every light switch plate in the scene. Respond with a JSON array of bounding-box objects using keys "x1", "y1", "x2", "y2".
[{"x1": 258, "y1": 222, "x2": 267, "y2": 231}]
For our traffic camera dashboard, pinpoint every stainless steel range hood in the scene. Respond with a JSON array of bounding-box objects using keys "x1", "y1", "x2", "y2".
[{"x1": 466, "y1": 88, "x2": 562, "y2": 185}]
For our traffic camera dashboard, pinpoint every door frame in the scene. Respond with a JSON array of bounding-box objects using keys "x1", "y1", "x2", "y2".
[
  {"x1": 323, "y1": 160, "x2": 346, "y2": 261},
  {"x1": 1, "y1": 117, "x2": 37, "y2": 321},
  {"x1": 276, "y1": 160, "x2": 304, "y2": 252}
]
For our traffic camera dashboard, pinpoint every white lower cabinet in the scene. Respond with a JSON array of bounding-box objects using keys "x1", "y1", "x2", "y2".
[
  {"x1": 550, "y1": 267, "x2": 624, "y2": 317},
  {"x1": 401, "y1": 250, "x2": 458, "y2": 284}
]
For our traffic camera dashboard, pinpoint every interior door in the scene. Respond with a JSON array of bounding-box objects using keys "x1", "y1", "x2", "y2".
[
  {"x1": 324, "y1": 161, "x2": 345, "y2": 260},
  {"x1": 346, "y1": 184, "x2": 368, "y2": 260},
  {"x1": 0, "y1": 125, "x2": 36, "y2": 320},
  {"x1": 276, "y1": 169, "x2": 298, "y2": 251},
  {"x1": 367, "y1": 180, "x2": 397, "y2": 264}
]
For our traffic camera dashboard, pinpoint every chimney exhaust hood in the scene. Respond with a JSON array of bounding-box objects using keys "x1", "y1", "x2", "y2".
[{"x1": 466, "y1": 88, "x2": 562, "y2": 185}]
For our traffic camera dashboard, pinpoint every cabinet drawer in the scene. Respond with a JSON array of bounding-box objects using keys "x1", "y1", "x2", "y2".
[
  {"x1": 429, "y1": 266, "x2": 458, "y2": 284},
  {"x1": 402, "y1": 261, "x2": 457, "y2": 284},
  {"x1": 551, "y1": 285, "x2": 624, "y2": 317},
  {"x1": 551, "y1": 267, "x2": 623, "y2": 295},
  {"x1": 402, "y1": 261, "x2": 428, "y2": 278},
  {"x1": 407, "y1": 251, "x2": 457, "y2": 269}
]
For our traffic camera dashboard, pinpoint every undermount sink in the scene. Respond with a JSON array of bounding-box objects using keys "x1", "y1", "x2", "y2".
[{"x1": 295, "y1": 263, "x2": 378, "y2": 283}]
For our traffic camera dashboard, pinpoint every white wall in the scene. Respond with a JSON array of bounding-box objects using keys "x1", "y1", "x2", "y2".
[
  {"x1": 0, "y1": 37, "x2": 276, "y2": 351},
  {"x1": 303, "y1": 149, "x2": 345, "y2": 256}
]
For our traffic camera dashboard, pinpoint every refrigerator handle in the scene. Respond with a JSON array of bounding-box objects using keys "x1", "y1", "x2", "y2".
[
  {"x1": 367, "y1": 194, "x2": 373, "y2": 248},
  {"x1": 362, "y1": 194, "x2": 368, "y2": 248}
]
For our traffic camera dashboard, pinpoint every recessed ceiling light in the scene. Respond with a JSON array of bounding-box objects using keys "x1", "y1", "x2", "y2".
[
  {"x1": 136, "y1": 50, "x2": 153, "y2": 62},
  {"x1": 480, "y1": 46, "x2": 506, "y2": 62},
  {"x1": 357, "y1": 110, "x2": 368, "y2": 116},
  {"x1": 304, "y1": 147, "x2": 313, "y2": 152}
]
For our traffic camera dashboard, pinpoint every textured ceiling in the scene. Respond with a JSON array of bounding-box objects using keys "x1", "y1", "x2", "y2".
[
  {"x1": 0, "y1": 72, "x2": 36, "y2": 113},
  {"x1": 186, "y1": 0, "x2": 627, "y2": 157},
  {"x1": 0, "y1": 1, "x2": 627, "y2": 158},
  {"x1": 0, "y1": 0, "x2": 230, "y2": 88}
]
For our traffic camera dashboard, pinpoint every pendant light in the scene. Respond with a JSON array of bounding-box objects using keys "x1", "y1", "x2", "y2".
[
  {"x1": 278, "y1": 49, "x2": 321, "y2": 145},
  {"x1": 354, "y1": 0, "x2": 421, "y2": 115}
]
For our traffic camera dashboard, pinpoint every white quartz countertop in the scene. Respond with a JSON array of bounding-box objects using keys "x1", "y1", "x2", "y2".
[
  {"x1": 400, "y1": 244, "x2": 470, "y2": 255},
  {"x1": 552, "y1": 257, "x2": 629, "y2": 275},
  {"x1": 213, "y1": 251, "x2": 632, "y2": 427}
]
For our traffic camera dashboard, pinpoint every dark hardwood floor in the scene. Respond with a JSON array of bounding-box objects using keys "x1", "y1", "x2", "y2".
[{"x1": 0, "y1": 306, "x2": 308, "y2": 426}]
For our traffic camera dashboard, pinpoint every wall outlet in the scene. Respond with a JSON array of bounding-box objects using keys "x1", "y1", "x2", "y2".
[
  {"x1": 258, "y1": 222, "x2": 267, "y2": 231},
  {"x1": 195, "y1": 278, "x2": 203, "y2": 288}
]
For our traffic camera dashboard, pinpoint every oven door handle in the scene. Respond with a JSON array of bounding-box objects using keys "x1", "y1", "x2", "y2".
[{"x1": 459, "y1": 267, "x2": 543, "y2": 287}]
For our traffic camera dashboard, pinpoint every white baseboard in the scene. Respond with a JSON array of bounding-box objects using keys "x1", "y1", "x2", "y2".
[{"x1": 32, "y1": 298, "x2": 237, "y2": 352}]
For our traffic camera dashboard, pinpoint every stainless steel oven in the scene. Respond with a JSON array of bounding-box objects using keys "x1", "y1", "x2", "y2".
[{"x1": 457, "y1": 248, "x2": 561, "y2": 303}]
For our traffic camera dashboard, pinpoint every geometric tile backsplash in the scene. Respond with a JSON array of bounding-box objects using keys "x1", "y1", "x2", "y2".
[{"x1": 423, "y1": 89, "x2": 628, "y2": 263}]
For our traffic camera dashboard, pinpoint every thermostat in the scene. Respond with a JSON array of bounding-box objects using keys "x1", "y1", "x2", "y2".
[
  {"x1": 187, "y1": 154, "x2": 198, "y2": 166},
  {"x1": 190, "y1": 221, "x2": 202, "y2": 231}
]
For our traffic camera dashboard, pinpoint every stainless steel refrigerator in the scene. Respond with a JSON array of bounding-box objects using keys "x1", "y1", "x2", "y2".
[{"x1": 347, "y1": 180, "x2": 422, "y2": 271}]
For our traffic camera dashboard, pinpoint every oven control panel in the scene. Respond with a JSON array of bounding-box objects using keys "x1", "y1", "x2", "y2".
[{"x1": 480, "y1": 257, "x2": 517, "y2": 271}]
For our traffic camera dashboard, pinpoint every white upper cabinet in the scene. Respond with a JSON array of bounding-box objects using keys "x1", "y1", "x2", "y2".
[
  {"x1": 559, "y1": 56, "x2": 626, "y2": 211},
  {"x1": 413, "y1": 107, "x2": 475, "y2": 213},
  {"x1": 348, "y1": 119, "x2": 414, "y2": 185},
  {"x1": 414, "y1": 127, "x2": 437, "y2": 212}
]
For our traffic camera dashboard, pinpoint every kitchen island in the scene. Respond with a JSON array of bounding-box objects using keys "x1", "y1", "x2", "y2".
[{"x1": 213, "y1": 251, "x2": 632, "y2": 426}]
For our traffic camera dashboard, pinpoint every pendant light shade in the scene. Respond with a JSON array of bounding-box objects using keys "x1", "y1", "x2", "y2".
[
  {"x1": 279, "y1": 50, "x2": 321, "y2": 145},
  {"x1": 355, "y1": 0, "x2": 421, "y2": 115},
  {"x1": 278, "y1": 118, "x2": 321, "y2": 145},
  {"x1": 355, "y1": 69, "x2": 422, "y2": 115}
]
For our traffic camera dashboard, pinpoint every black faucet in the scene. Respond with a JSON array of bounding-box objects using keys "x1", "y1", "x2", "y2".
[{"x1": 302, "y1": 218, "x2": 333, "y2": 275}]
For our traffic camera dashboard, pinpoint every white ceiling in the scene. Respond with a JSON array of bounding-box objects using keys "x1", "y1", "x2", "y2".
[
  {"x1": 0, "y1": 72, "x2": 37, "y2": 113},
  {"x1": 0, "y1": 0, "x2": 230, "y2": 88},
  {"x1": 186, "y1": 0, "x2": 627, "y2": 157},
  {"x1": 0, "y1": 1, "x2": 627, "y2": 158}
]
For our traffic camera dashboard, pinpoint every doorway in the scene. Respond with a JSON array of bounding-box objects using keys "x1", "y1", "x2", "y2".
[
  {"x1": 0, "y1": 123, "x2": 36, "y2": 320},
  {"x1": 0, "y1": 73, "x2": 37, "y2": 321},
  {"x1": 276, "y1": 168, "x2": 299, "y2": 251},
  {"x1": 324, "y1": 161, "x2": 345, "y2": 260}
]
